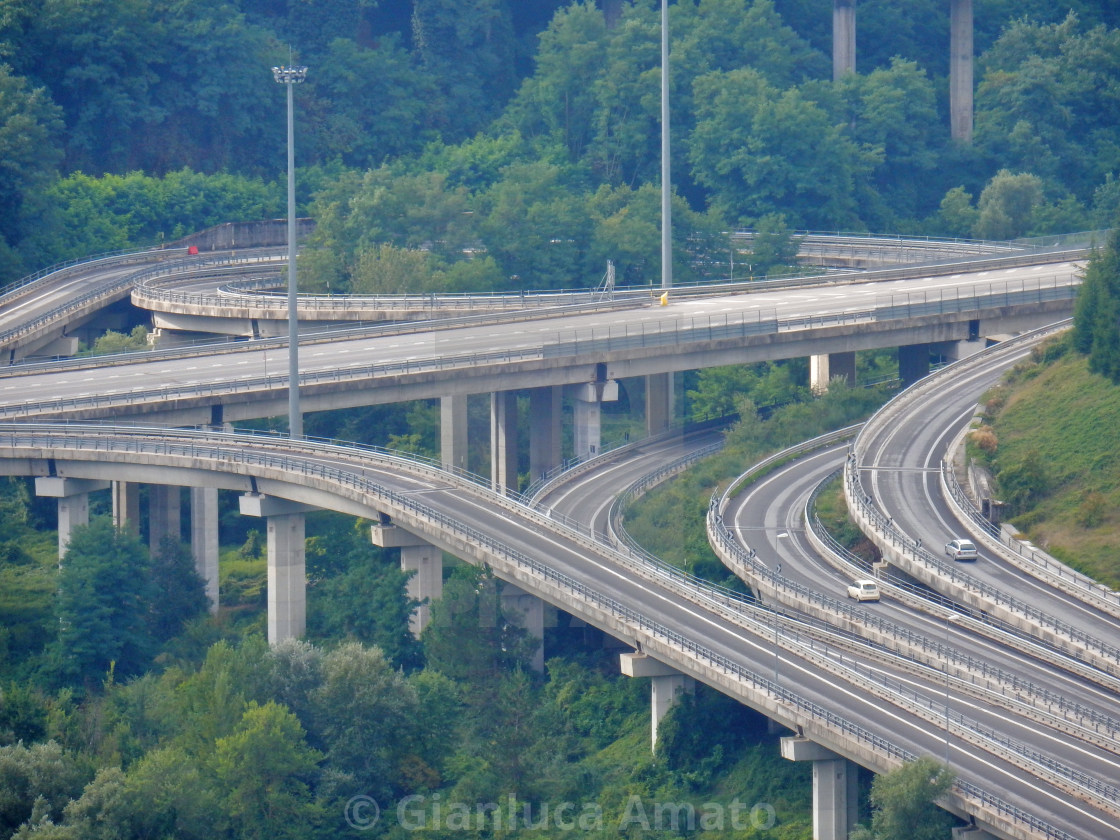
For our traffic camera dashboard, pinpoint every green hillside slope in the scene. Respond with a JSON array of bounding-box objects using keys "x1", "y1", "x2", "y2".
[{"x1": 977, "y1": 336, "x2": 1120, "y2": 587}]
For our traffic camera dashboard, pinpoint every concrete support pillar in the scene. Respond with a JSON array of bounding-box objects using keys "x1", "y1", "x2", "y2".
[
  {"x1": 240, "y1": 494, "x2": 315, "y2": 645},
  {"x1": 191, "y1": 486, "x2": 220, "y2": 613},
  {"x1": 35, "y1": 477, "x2": 109, "y2": 559},
  {"x1": 810, "y1": 352, "x2": 857, "y2": 394},
  {"x1": 402, "y1": 544, "x2": 442, "y2": 637},
  {"x1": 950, "y1": 0, "x2": 974, "y2": 143},
  {"x1": 620, "y1": 652, "x2": 695, "y2": 750},
  {"x1": 267, "y1": 513, "x2": 306, "y2": 645},
  {"x1": 112, "y1": 481, "x2": 140, "y2": 536},
  {"x1": 780, "y1": 737, "x2": 859, "y2": 840},
  {"x1": 833, "y1": 0, "x2": 856, "y2": 80},
  {"x1": 371, "y1": 518, "x2": 443, "y2": 637},
  {"x1": 441, "y1": 394, "x2": 469, "y2": 473},
  {"x1": 149, "y1": 485, "x2": 181, "y2": 556},
  {"x1": 898, "y1": 343, "x2": 931, "y2": 387},
  {"x1": 501, "y1": 582, "x2": 544, "y2": 672},
  {"x1": 570, "y1": 380, "x2": 619, "y2": 460},
  {"x1": 646, "y1": 372, "x2": 673, "y2": 435},
  {"x1": 490, "y1": 390, "x2": 519, "y2": 496},
  {"x1": 529, "y1": 386, "x2": 562, "y2": 482}
]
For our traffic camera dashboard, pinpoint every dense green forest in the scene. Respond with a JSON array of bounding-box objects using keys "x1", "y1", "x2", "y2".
[
  {"x1": 3, "y1": 2, "x2": 1120, "y2": 838},
  {"x1": 4, "y1": 0, "x2": 1120, "y2": 289}
]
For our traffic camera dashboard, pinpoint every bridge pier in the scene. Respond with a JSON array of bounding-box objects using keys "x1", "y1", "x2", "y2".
[
  {"x1": 239, "y1": 494, "x2": 315, "y2": 644},
  {"x1": 112, "y1": 481, "x2": 140, "y2": 535},
  {"x1": 529, "y1": 386, "x2": 562, "y2": 482},
  {"x1": 371, "y1": 516, "x2": 443, "y2": 637},
  {"x1": 898, "y1": 342, "x2": 931, "y2": 387},
  {"x1": 191, "y1": 486, "x2": 220, "y2": 613},
  {"x1": 491, "y1": 390, "x2": 519, "y2": 495},
  {"x1": 500, "y1": 582, "x2": 545, "y2": 672},
  {"x1": 35, "y1": 476, "x2": 109, "y2": 558},
  {"x1": 441, "y1": 394, "x2": 469, "y2": 473},
  {"x1": 149, "y1": 485, "x2": 181, "y2": 555},
  {"x1": 646, "y1": 372, "x2": 673, "y2": 435},
  {"x1": 620, "y1": 651, "x2": 695, "y2": 750},
  {"x1": 833, "y1": 0, "x2": 856, "y2": 79},
  {"x1": 570, "y1": 380, "x2": 619, "y2": 459},
  {"x1": 781, "y1": 737, "x2": 859, "y2": 840},
  {"x1": 810, "y1": 351, "x2": 856, "y2": 394},
  {"x1": 950, "y1": 0, "x2": 974, "y2": 143}
]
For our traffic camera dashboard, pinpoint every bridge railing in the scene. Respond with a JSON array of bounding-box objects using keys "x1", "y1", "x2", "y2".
[
  {"x1": 0, "y1": 422, "x2": 1082, "y2": 840},
  {"x1": 940, "y1": 459, "x2": 1120, "y2": 618}
]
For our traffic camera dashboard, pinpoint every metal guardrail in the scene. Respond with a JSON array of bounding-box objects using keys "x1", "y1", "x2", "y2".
[
  {"x1": 525, "y1": 421, "x2": 1107, "y2": 834},
  {"x1": 0, "y1": 421, "x2": 1095, "y2": 834},
  {"x1": 3, "y1": 273, "x2": 1078, "y2": 420},
  {"x1": 0, "y1": 249, "x2": 283, "y2": 350},
  {"x1": 843, "y1": 322, "x2": 1120, "y2": 676},
  {"x1": 941, "y1": 460, "x2": 1120, "y2": 617}
]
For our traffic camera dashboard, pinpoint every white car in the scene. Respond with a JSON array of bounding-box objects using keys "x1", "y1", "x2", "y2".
[
  {"x1": 847, "y1": 579, "x2": 881, "y2": 602},
  {"x1": 945, "y1": 538, "x2": 978, "y2": 561}
]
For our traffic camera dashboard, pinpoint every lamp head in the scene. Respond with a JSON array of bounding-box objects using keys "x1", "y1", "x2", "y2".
[{"x1": 272, "y1": 65, "x2": 308, "y2": 84}]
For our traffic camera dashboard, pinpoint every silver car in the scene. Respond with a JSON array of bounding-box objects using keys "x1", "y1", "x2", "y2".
[
  {"x1": 847, "y1": 579, "x2": 881, "y2": 602},
  {"x1": 945, "y1": 538, "x2": 978, "y2": 560}
]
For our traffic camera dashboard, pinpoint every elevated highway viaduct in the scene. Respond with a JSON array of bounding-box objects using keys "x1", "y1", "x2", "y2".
[{"x1": 0, "y1": 236, "x2": 1105, "y2": 840}]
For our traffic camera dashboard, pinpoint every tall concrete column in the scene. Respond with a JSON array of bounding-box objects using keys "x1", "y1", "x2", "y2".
[
  {"x1": 810, "y1": 351, "x2": 856, "y2": 394},
  {"x1": 950, "y1": 0, "x2": 974, "y2": 143},
  {"x1": 620, "y1": 652, "x2": 695, "y2": 750},
  {"x1": 190, "y1": 486, "x2": 220, "y2": 613},
  {"x1": 646, "y1": 372, "x2": 673, "y2": 435},
  {"x1": 240, "y1": 494, "x2": 314, "y2": 645},
  {"x1": 441, "y1": 394, "x2": 469, "y2": 473},
  {"x1": 35, "y1": 477, "x2": 109, "y2": 559},
  {"x1": 898, "y1": 343, "x2": 930, "y2": 387},
  {"x1": 570, "y1": 380, "x2": 619, "y2": 460},
  {"x1": 371, "y1": 518, "x2": 443, "y2": 637},
  {"x1": 529, "y1": 386, "x2": 562, "y2": 482},
  {"x1": 501, "y1": 582, "x2": 544, "y2": 672},
  {"x1": 149, "y1": 484, "x2": 181, "y2": 556},
  {"x1": 833, "y1": 0, "x2": 856, "y2": 80},
  {"x1": 490, "y1": 390, "x2": 519, "y2": 496},
  {"x1": 267, "y1": 513, "x2": 306, "y2": 645},
  {"x1": 112, "y1": 481, "x2": 140, "y2": 536},
  {"x1": 780, "y1": 737, "x2": 859, "y2": 840}
]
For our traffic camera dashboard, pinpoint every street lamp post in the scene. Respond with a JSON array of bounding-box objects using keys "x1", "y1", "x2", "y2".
[
  {"x1": 660, "y1": 0, "x2": 672, "y2": 291},
  {"x1": 272, "y1": 61, "x2": 308, "y2": 439}
]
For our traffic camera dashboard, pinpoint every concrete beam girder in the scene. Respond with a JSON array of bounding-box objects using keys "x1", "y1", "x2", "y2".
[
  {"x1": 239, "y1": 493, "x2": 318, "y2": 518},
  {"x1": 34, "y1": 476, "x2": 110, "y2": 496},
  {"x1": 17, "y1": 300, "x2": 1071, "y2": 427}
]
